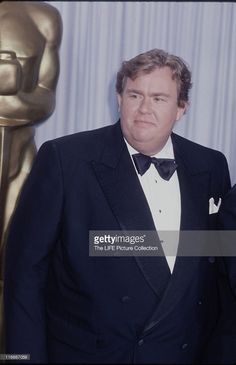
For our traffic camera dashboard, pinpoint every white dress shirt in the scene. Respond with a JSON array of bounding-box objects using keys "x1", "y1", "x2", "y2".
[{"x1": 125, "y1": 137, "x2": 181, "y2": 273}]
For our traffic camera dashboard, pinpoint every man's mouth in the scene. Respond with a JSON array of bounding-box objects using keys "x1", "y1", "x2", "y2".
[{"x1": 134, "y1": 119, "x2": 155, "y2": 126}]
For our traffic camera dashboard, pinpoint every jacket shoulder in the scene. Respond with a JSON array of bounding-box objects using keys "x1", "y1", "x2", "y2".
[
  {"x1": 172, "y1": 133, "x2": 228, "y2": 166},
  {"x1": 41, "y1": 123, "x2": 116, "y2": 161}
]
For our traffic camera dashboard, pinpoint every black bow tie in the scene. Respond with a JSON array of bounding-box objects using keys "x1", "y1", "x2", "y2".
[{"x1": 132, "y1": 153, "x2": 177, "y2": 180}]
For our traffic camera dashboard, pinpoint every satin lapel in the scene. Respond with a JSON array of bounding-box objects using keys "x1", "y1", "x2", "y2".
[
  {"x1": 142, "y1": 133, "x2": 211, "y2": 334},
  {"x1": 91, "y1": 122, "x2": 170, "y2": 297},
  {"x1": 91, "y1": 122, "x2": 155, "y2": 232},
  {"x1": 176, "y1": 156, "x2": 210, "y2": 231}
]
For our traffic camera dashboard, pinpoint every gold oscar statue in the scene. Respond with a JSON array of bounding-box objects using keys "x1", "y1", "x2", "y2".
[{"x1": 0, "y1": 1, "x2": 62, "y2": 351}]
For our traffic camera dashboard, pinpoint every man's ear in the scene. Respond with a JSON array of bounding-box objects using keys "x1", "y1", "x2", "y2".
[
  {"x1": 117, "y1": 93, "x2": 122, "y2": 109},
  {"x1": 176, "y1": 102, "x2": 187, "y2": 121}
]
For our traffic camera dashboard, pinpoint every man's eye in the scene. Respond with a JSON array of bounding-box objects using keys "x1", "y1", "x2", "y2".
[
  {"x1": 129, "y1": 94, "x2": 138, "y2": 98},
  {"x1": 154, "y1": 97, "x2": 165, "y2": 102}
]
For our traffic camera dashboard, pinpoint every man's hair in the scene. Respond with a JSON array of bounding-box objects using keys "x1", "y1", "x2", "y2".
[{"x1": 116, "y1": 49, "x2": 192, "y2": 107}]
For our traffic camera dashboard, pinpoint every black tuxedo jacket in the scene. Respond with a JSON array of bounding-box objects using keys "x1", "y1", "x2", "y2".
[{"x1": 4, "y1": 121, "x2": 235, "y2": 363}]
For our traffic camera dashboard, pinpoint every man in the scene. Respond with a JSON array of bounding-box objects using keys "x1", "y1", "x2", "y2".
[{"x1": 3, "y1": 49, "x2": 234, "y2": 363}]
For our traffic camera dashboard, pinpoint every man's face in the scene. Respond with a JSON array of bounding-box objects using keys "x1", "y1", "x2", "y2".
[{"x1": 117, "y1": 66, "x2": 186, "y2": 155}]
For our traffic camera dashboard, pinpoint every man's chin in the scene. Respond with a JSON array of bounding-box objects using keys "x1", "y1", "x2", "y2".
[
  {"x1": 131, "y1": 135, "x2": 158, "y2": 151},
  {"x1": 132, "y1": 129, "x2": 157, "y2": 143}
]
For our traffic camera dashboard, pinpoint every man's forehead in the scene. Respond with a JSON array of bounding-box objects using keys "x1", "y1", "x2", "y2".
[{"x1": 123, "y1": 68, "x2": 178, "y2": 92}]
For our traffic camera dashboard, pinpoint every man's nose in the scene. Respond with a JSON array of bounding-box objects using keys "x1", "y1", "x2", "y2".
[{"x1": 138, "y1": 98, "x2": 152, "y2": 113}]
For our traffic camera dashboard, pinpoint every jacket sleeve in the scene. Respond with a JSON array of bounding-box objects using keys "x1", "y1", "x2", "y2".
[
  {"x1": 218, "y1": 184, "x2": 236, "y2": 298},
  {"x1": 3, "y1": 141, "x2": 63, "y2": 363}
]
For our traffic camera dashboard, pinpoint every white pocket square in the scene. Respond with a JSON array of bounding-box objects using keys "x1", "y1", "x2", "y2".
[{"x1": 209, "y1": 197, "x2": 222, "y2": 215}]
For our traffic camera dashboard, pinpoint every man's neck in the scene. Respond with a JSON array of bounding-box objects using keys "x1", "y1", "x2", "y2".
[{"x1": 124, "y1": 136, "x2": 174, "y2": 159}]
